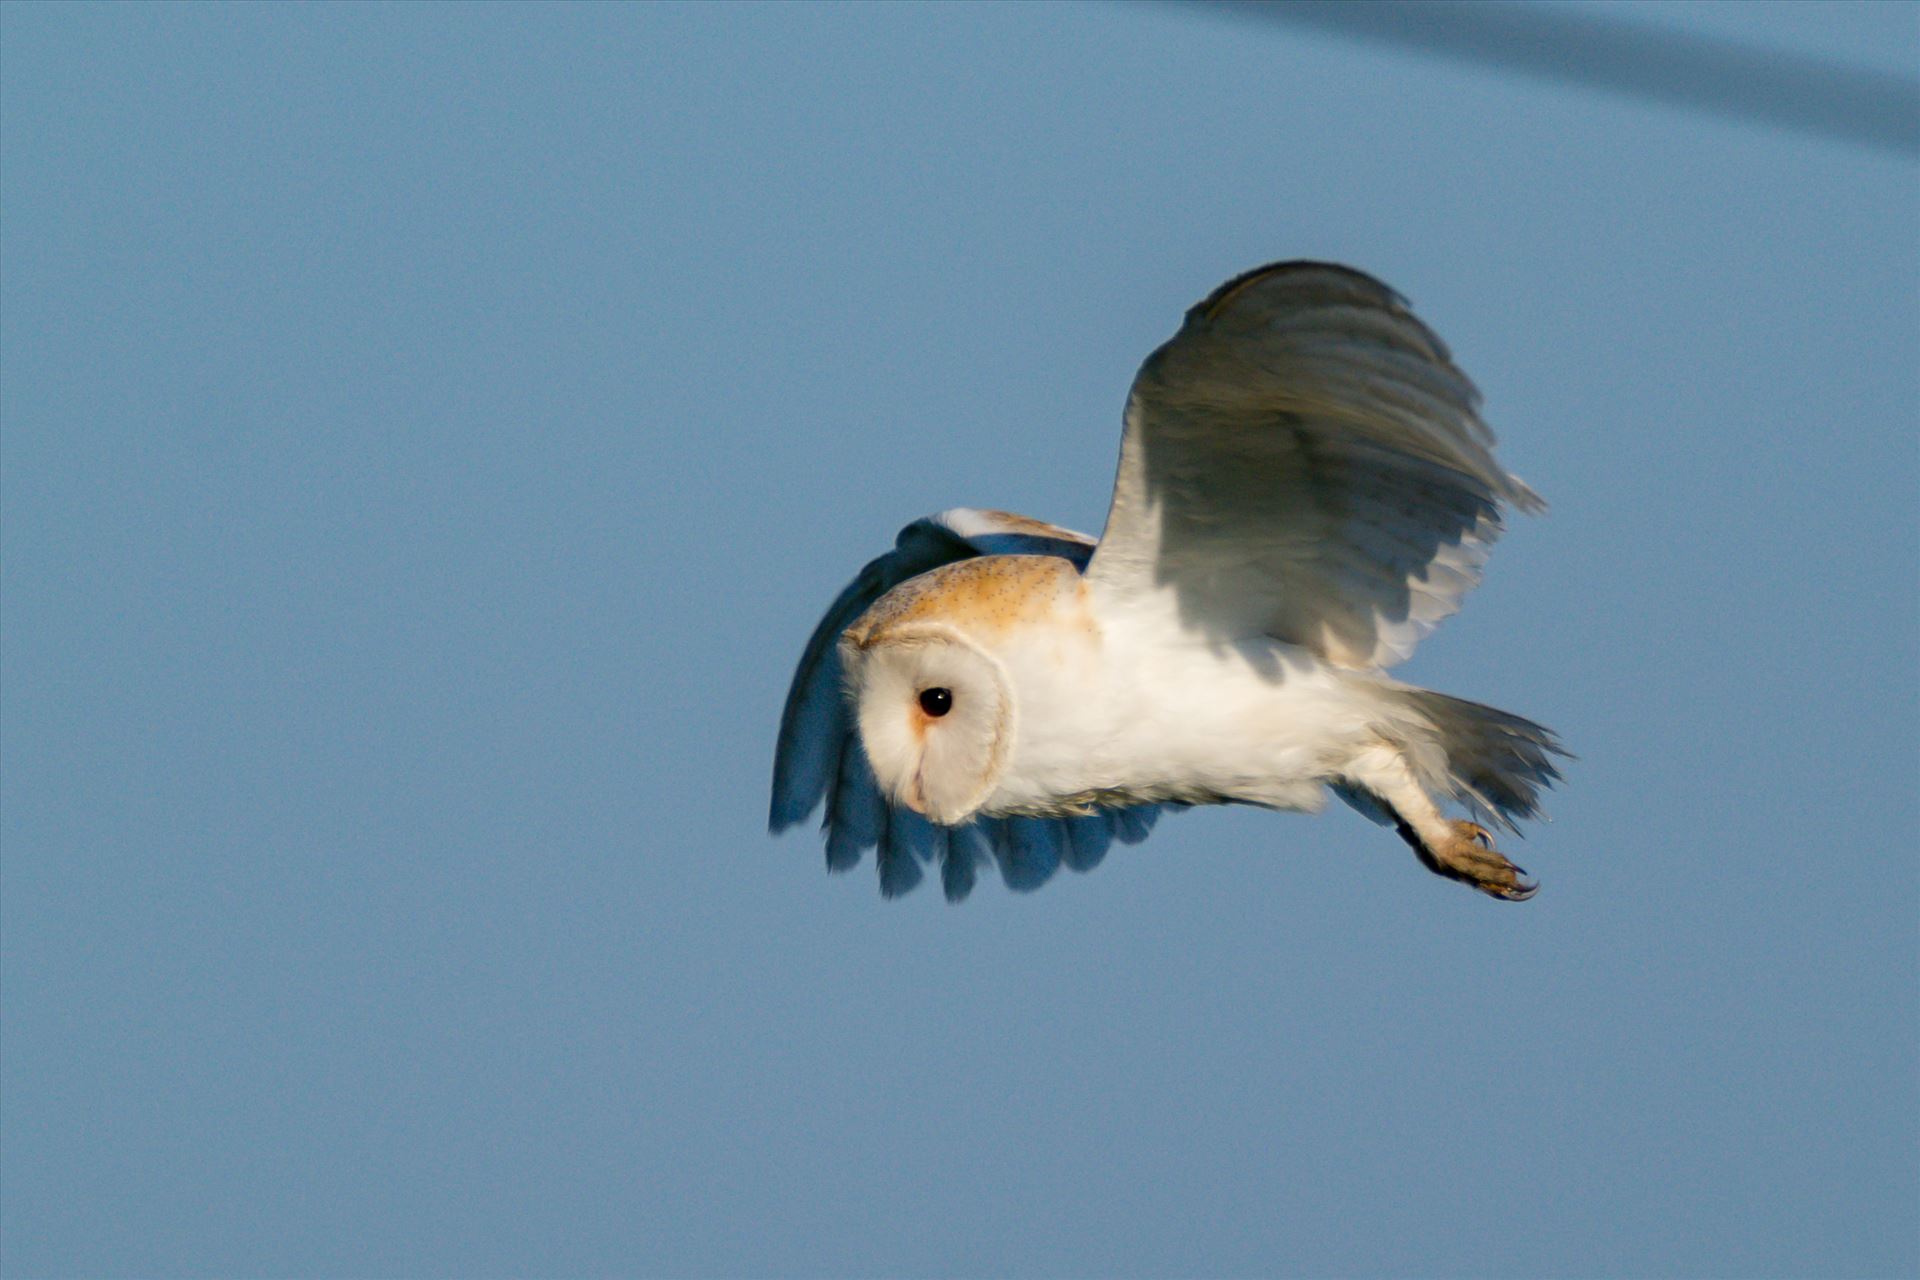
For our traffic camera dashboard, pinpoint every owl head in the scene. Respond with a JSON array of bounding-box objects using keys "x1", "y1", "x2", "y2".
[{"x1": 837, "y1": 619, "x2": 1014, "y2": 826}]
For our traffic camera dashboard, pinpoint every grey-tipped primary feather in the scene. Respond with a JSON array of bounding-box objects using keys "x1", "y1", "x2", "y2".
[
  {"x1": 990, "y1": 817, "x2": 1066, "y2": 893},
  {"x1": 823, "y1": 735, "x2": 883, "y2": 872},
  {"x1": 941, "y1": 823, "x2": 991, "y2": 902},
  {"x1": 880, "y1": 805, "x2": 945, "y2": 899},
  {"x1": 1063, "y1": 814, "x2": 1115, "y2": 872}
]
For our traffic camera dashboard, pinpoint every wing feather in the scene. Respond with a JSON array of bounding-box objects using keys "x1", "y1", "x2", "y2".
[
  {"x1": 1085, "y1": 261, "x2": 1540, "y2": 668},
  {"x1": 771, "y1": 508, "x2": 1162, "y2": 899}
]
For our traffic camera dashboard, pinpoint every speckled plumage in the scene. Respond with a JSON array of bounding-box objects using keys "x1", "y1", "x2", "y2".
[{"x1": 771, "y1": 262, "x2": 1567, "y2": 902}]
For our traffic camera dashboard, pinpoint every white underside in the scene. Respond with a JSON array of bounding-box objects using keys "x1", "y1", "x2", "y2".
[{"x1": 978, "y1": 583, "x2": 1397, "y2": 820}]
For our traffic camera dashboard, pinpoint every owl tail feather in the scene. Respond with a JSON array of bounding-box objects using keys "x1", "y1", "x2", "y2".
[{"x1": 1388, "y1": 689, "x2": 1570, "y2": 835}]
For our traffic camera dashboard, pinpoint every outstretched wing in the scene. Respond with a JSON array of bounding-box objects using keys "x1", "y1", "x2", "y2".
[
  {"x1": 770, "y1": 508, "x2": 1161, "y2": 900},
  {"x1": 1085, "y1": 262, "x2": 1541, "y2": 668}
]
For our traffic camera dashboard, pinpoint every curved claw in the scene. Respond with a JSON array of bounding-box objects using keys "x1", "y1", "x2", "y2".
[
  {"x1": 1490, "y1": 874, "x2": 1539, "y2": 903},
  {"x1": 1434, "y1": 820, "x2": 1540, "y2": 902}
]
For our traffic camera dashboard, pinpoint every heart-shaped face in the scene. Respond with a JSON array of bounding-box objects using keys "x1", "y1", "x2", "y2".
[{"x1": 839, "y1": 620, "x2": 1013, "y2": 826}]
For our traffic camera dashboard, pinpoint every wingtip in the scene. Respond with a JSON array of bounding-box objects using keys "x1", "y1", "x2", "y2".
[
  {"x1": 1507, "y1": 476, "x2": 1549, "y2": 516},
  {"x1": 767, "y1": 797, "x2": 810, "y2": 834},
  {"x1": 1191, "y1": 259, "x2": 1404, "y2": 324}
]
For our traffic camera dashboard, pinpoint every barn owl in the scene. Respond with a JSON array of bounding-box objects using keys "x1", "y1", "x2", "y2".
[{"x1": 770, "y1": 262, "x2": 1565, "y2": 902}]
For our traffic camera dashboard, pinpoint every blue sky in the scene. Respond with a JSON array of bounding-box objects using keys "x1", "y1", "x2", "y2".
[{"x1": 3, "y1": 3, "x2": 1915, "y2": 1276}]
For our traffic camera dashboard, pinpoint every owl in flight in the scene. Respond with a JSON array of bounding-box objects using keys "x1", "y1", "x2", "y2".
[{"x1": 771, "y1": 262, "x2": 1565, "y2": 902}]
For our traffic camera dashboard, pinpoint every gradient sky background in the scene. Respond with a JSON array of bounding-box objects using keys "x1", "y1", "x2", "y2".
[{"x1": 3, "y1": 3, "x2": 1915, "y2": 1277}]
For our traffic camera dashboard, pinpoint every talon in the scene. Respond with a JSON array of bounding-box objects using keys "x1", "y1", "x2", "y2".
[
  {"x1": 1435, "y1": 820, "x2": 1538, "y2": 902},
  {"x1": 1497, "y1": 877, "x2": 1539, "y2": 902},
  {"x1": 1388, "y1": 808, "x2": 1545, "y2": 902}
]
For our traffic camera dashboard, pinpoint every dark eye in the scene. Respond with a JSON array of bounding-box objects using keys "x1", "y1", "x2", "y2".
[{"x1": 918, "y1": 687, "x2": 953, "y2": 717}]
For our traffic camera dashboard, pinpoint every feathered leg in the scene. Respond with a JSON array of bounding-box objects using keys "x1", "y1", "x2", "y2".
[{"x1": 1341, "y1": 741, "x2": 1538, "y2": 901}]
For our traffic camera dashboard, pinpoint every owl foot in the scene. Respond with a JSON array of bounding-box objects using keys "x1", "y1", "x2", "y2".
[{"x1": 1421, "y1": 821, "x2": 1537, "y2": 902}]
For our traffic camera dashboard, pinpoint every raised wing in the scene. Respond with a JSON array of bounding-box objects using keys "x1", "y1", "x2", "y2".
[
  {"x1": 1085, "y1": 262, "x2": 1542, "y2": 668},
  {"x1": 770, "y1": 508, "x2": 1160, "y2": 900}
]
